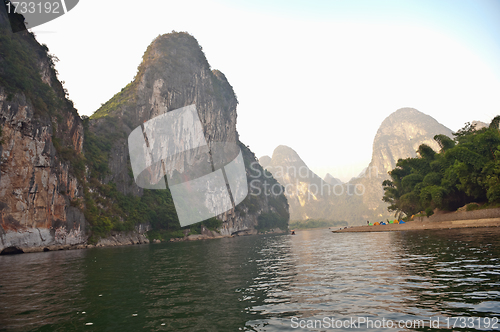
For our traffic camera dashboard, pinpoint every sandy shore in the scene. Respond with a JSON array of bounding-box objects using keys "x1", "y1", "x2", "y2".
[{"x1": 332, "y1": 217, "x2": 500, "y2": 233}]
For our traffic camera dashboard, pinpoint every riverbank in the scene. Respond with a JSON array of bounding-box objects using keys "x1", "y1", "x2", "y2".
[
  {"x1": 333, "y1": 217, "x2": 500, "y2": 233},
  {"x1": 1, "y1": 226, "x2": 287, "y2": 255},
  {"x1": 334, "y1": 207, "x2": 500, "y2": 233}
]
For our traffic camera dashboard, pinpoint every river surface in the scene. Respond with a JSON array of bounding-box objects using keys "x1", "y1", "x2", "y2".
[{"x1": 1, "y1": 227, "x2": 500, "y2": 331}]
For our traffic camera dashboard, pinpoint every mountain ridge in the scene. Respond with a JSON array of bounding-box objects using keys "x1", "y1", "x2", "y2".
[{"x1": 261, "y1": 108, "x2": 454, "y2": 224}]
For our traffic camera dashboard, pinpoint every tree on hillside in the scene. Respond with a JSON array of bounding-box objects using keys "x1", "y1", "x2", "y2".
[{"x1": 383, "y1": 116, "x2": 500, "y2": 218}]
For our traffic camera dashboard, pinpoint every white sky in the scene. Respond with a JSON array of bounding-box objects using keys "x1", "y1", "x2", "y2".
[{"x1": 32, "y1": 0, "x2": 500, "y2": 182}]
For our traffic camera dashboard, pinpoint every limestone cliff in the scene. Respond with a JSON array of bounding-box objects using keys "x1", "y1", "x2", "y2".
[
  {"x1": 0, "y1": 6, "x2": 86, "y2": 252},
  {"x1": 86, "y1": 32, "x2": 288, "y2": 236},
  {"x1": 0, "y1": 6, "x2": 287, "y2": 250},
  {"x1": 355, "y1": 108, "x2": 453, "y2": 214}
]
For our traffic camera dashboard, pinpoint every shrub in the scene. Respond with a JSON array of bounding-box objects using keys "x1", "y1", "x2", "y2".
[{"x1": 466, "y1": 203, "x2": 480, "y2": 211}]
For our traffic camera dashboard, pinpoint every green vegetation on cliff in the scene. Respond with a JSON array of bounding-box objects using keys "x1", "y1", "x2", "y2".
[
  {"x1": 1, "y1": 3, "x2": 82, "y2": 173},
  {"x1": 82, "y1": 32, "x2": 286, "y2": 241},
  {"x1": 383, "y1": 117, "x2": 500, "y2": 218},
  {"x1": 91, "y1": 32, "x2": 219, "y2": 121},
  {"x1": 82, "y1": 116, "x2": 222, "y2": 242},
  {"x1": 1, "y1": 3, "x2": 84, "y2": 200},
  {"x1": 0, "y1": 14, "x2": 75, "y2": 117}
]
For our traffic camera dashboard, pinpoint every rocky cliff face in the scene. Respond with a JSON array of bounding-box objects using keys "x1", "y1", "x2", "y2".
[
  {"x1": 0, "y1": 6, "x2": 86, "y2": 252},
  {"x1": 356, "y1": 108, "x2": 453, "y2": 213},
  {"x1": 87, "y1": 32, "x2": 288, "y2": 235},
  {"x1": 0, "y1": 21, "x2": 287, "y2": 251}
]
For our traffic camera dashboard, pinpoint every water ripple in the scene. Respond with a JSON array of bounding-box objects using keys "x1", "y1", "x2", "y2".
[{"x1": 0, "y1": 228, "x2": 499, "y2": 331}]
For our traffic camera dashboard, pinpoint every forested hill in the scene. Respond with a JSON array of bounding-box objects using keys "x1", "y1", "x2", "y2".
[{"x1": 383, "y1": 117, "x2": 500, "y2": 218}]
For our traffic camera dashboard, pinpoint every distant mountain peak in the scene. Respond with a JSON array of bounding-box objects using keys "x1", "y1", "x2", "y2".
[
  {"x1": 471, "y1": 120, "x2": 488, "y2": 130},
  {"x1": 273, "y1": 145, "x2": 301, "y2": 158},
  {"x1": 324, "y1": 173, "x2": 343, "y2": 186},
  {"x1": 258, "y1": 155, "x2": 272, "y2": 168},
  {"x1": 271, "y1": 145, "x2": 308, "y2": 168},
  {"x1": 372, "y1": 107, "x2": 453, "y2": 171},
  {"x1": 359, "y1": 107, "x2": 453, "y2": 211}
]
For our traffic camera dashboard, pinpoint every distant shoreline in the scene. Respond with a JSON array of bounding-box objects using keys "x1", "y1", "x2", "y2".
[{"x1": 332, "y1": 218, "x2": 500, "y2": 233}]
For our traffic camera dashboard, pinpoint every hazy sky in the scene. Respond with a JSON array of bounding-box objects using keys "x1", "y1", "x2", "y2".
[{"x1": 32, "y1": 0, "x2": 500, "y2": 182}]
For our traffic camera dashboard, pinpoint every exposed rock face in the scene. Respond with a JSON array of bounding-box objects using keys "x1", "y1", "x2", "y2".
[
  {"x1": 95, "y1": 224, "x2": 150, "y2": 247},
  {"x1": 472, "y1": 120, "x2": 488, "y2": 130},
  {"x1": 0, "y1": 6, "x2": 86, "y2": 252},
  {"x1": 89, "y1": 32, "x2": 288, "y2": 234},
  {"x1": 356, "y1": 107, "x2": 453, "y2": 213}
]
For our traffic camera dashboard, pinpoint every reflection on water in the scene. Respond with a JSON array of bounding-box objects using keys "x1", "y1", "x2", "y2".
[
  {"x1": 247, "y1": 228, "x2": 500, "y2": 331},
  {"x1": 0, "y1": 228, "x2": 499, "y2": 331}
]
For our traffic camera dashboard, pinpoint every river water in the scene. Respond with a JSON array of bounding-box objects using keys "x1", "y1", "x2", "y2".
[{"x1": 1, "y1": 227, "x2": 499, "y2": 331}]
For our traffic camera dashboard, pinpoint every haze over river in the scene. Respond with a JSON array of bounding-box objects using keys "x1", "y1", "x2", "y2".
[{"x1": 1, "y1": 228, "x2": 499, "y2": 331}]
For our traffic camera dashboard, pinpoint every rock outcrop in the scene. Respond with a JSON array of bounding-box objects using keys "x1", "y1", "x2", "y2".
[
  {"x1": 95, "y1": 224, "x2": 150, "y2": 247},
  {"x1": 86, "y1": 32, "x2": 288, "y2": 235},
  {"x1": 354, "y1": 108, "x2": 453, "y2": 214},
  {"x1": 0, "y1": 6, "x2": 86, "y2": 252}
]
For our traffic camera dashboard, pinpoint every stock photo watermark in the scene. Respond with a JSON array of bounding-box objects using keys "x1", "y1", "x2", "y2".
[
  {"x1": 290, "y1": 316, "x2": 500, "y2": 330},
  {"x1": 126, "y1": 104, "x2": 381, "y2": 226},
  {"x1": 127, "y1": 105, "x2": 248, "y2": 227},
  {"x1": 3, "y1": 0, "x2": 79, "y2": 32}
]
